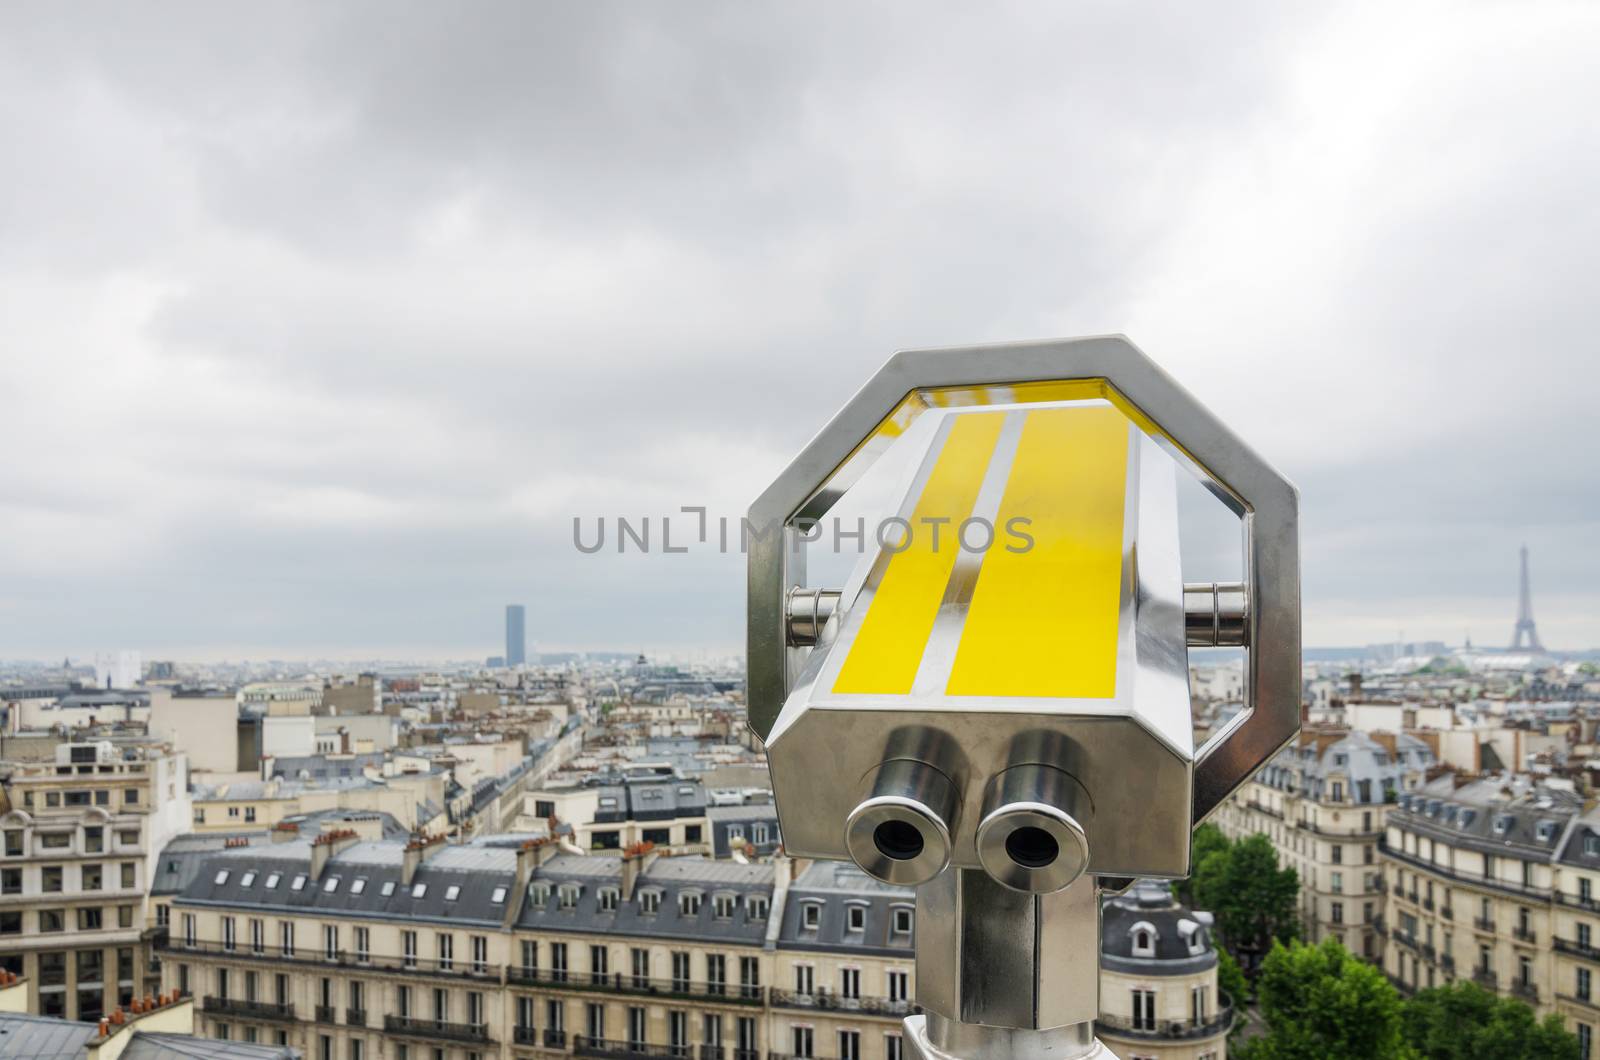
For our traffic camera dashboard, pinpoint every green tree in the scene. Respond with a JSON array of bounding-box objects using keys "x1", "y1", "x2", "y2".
[
  {"x1": 1402, "y1": 981, "x2": 1579, "y2": 1060},
  {"x1": 1234, "y1": 938, "x2": 1406, "y2": 1060},
  {"x1": 1193, "y1": 833, "x2": 1300, "y2": 960},
  {"x1": 1176, "y1": 823, "x2": 1234, "y2": 906},
  {"x1": 1216, "y1": 946, "x2": 1250, "y2": 1013}
]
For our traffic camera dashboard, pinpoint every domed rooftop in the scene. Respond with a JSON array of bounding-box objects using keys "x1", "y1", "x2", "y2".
[{"x1": 1100, "y1": 879, "x2": 1218, "y2": 975}]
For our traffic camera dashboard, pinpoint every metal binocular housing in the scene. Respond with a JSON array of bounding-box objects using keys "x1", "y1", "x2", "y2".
[{"x1": 747, "y1": 336, "x2": 1300, "y2": 1058}]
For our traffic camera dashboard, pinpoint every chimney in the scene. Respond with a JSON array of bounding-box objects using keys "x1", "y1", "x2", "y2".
[
  {"x1": 515, "y1": 837, "x2": 558, "y2": 884},
  {"x1": 620, "y1": 841, "x2": 657, "y2": 902},
  {"x1": 401, "y1": 832, "x2": 446, "y2": 886},
  {"x1": 309, "y1": 829, "x2": 360, "y2": 881},
  {"x1": 1348, "y1": 672, "x2": 1363, "y2": 696},
  {"x1": 271, "y1": 822, "x2": 300, "y2": 844}
]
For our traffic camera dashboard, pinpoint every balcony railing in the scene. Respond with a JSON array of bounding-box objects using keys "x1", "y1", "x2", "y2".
[
  {"x1": 203, "y1": 997, "x2": 295, "y2": 1022},
  {"x1": 546, "y1": 1030, "x2": 569, "y2": 1048},
  {"x1": 1474, "y1": 917, "x2": 1497, "y2": 933},
  {"x1": 1556, "y1": 892, "x2": 1600, "y2": 914},
  {"x1": 1394, "y1": 933, "x2": 1418, "y2": 951},
  {"x1": 768, "y1": 988, "x2": 915, "y2": 1017},
  {"x1": 507, "y1": 967, "x2": 765, "y2": 1006},
  {"x1": 315, "y1": 1005, "x2": 336, "y2": 1023},
  {"x1": 1511, "y1": 980, "x2": 1539, "y2": 1002},
  {"x1": 1441, "y1": 905, "x2": 1454, "y2": 921},
  {"x1": 1422, "y1": 898, "x2": 1435, "y2": 911},
  {"x1": 384, "y1": 1016, "x2": 492, "y2": 1044},
  {"x1": 573, "y1": 1037, "x2": 692, "y2": 1059},
  {"x1": 1381, "y1": 842, "x2": 1553, "y2": 902},
  {"x1": 1513, "y1": 926, "x2": 1537, "y2": 944},
  {"x1": 1472, "y1": 968, "x2": 1499, "y2": 990},
  {"x1": 515, "y1": 1027, "x2": 539, "y2": 1045},
  {"x1": 1555, "y1": 938, "x2": 1600, "y2": 964},
  {"x1": 1442, "y1": 954, "x2": 1457, "y2": 973},
  {"x1": 347, "y1": 1008, "x2": 367, "y2": 1027},
  {"x1": 160, "y1": 938, "x2": 499, "y2": 982},
  {"x1": 1096, "y1": 1004, "x2": 1234, "y2": 1041}
]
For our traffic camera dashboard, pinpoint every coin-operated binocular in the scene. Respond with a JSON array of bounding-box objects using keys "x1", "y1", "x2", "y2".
[{"x1": 748, "y1": 337, "x2": 1299, "y2": 1060}]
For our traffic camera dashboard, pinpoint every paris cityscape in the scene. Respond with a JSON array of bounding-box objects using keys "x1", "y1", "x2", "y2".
[{"x1": 5, "y1": 3, "x2": 1599, "y2": 1060}]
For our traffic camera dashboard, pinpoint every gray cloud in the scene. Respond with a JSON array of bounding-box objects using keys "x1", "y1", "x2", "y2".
[{"x1": 0, "y1": 1, "x2": 1596, "y2": 660}]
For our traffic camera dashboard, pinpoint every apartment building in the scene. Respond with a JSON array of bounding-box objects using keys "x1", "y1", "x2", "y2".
[
  {"x1": 1213, "y1": 727, "x2": 1433, "y2": 958},
  {"x1": 0, "y1": 741, "x2": 191, "y2": 1020},
  {"x1": 159, "y1": 835, "x2": 1223, "y2": 1060},
  {"x1": 524, "y1": 779, "x2": 711, "y2": 854},
  {"x1": 1380, "y1": 774, "x2": 1580, "y2": 1025},
  {"x1": 1097, "y1": 880, "x2": 1230, "y2": 1060}
]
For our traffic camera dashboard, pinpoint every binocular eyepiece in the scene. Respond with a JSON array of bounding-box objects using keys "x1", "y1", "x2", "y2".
[{"x1": 843, "y1": 756, "x2": 1091, "y2": 894}]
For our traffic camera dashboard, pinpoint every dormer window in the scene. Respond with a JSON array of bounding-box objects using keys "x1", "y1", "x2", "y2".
[
  {"x1": 748, "y1": 896, "x2": 769, "y2": 920},
  {"x1": 1178, "y1": 919, "x2": 1206, "y2": 956},
  {"x1": 892, "y1": 907, "x2": 913, "y2": 935},
  {"x1": 1494, "y1": 815, "x2": 1514, "y2": 835},
  {"x1": 678, "y1": 786, "x2": 695, "y2": 797},
  {"x1": 1334, "y1": 754, "x2": 1347, "y2": 766},
  {"x1": 559, "y1": 885, "x2": 581, "y2": 909},
  {"x1": 713, "y1": 893, "x2": 737, "y2": 919},
  {"x1": 639, "y1": 890, "x2": 661, "y2": 914},
  {"x1": 753, "y1": 824, "x2": 770, "y2": 844},
  {"x1": 1537, "y1": 822, "x2": 1558, "y2": 843},
  {"x1": 1584, "y1": 834, "x2": 1599, "y2": 857},
  {"x1": 728, "y1": 825, "x2": 745, "y2": 841},
  {"x1": 529, "y1": 883, "x2": 552, "y2": 907},
  {"x1": 1460, "y1": 810, "x2": 1478, "y2": 829},
  {"x1": 1426, "y1": 801, "x2": 1441, "y2": 817},
  {"x1": 802, "y1": 902, "x2": 822, "y2": 930},
  {"x1": 1129, "y1": 921, "x2": 1157, "y2": 958},
  {"x1": 679, "y1": 891, "x2": 703, "y2": 915},
  {"x1": 846, "y1": 904, "x2": 866, "y2": 932},
  {"x1": 599, "y1": 887, "x2": 619, "y2": 912}
]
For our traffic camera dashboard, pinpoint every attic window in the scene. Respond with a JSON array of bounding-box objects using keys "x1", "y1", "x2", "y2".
[
  {"x1": 892, "y1": 907, "x2": 913, "y2": 934},
  {"x1": 350, "y1": 878, "x2": 366, "y2": 895},
  {"x1": 748, "y1": 896, "x2": 769, "y2": 920},
  {"x1": 264, "y1": 873, "x2": 281, "y2": 889},
  {"x1": 1585, "y1": 835, "x2": 1600, "y2": 857},
  {"x1": 1537, "y1": 822, "x2": 1558, "y2": 843},
  {"x1": 559, "y1": 885, "x2": 581, "y2": 909},
  {"x1": 324, "y1": 877, "x2": 340, "y2": 893},
  {"x1": 801, "y1": 902, "x2": 821, "y2": 930},
  {"x1": 240, "y1": 871, "x2": 256, "y2": 887},
  {"x1": 680, "y1": 891, "x2": 703, "y2": 915},
  {"x1": 411, "y1": 883, "x2": 428, "y2": 898},
  {"x1": 291, "y1": 875, "x2": 307, "y2": 891},
  {"x1": 1130, "y1": 921, "x2": 1158, "y2": 958},
  {"x1": 1460, "y1": 810, "x2": 1478, "y2": 828},
  {"x1": 1494, "y1": 815, "x2": 1514, "y2": 835},
  {"x1": 713, "y1": 893, "x2": 736, "y2": 919},
  {"x1": 678, "y1": 786, "x2": 695, "y2": 797},
  {"x1": 599, "y1": 888, "x2": 619, "y2": 912},
  {"x1": 445, "y1": 885, "x2": 461, "y2": 902},
  {"x1": 846, "y1": 904, "x2": 866, "y2": 932},
  {"x1": 380, "y1": 881, "x2": 396, "y2": 897},
  {"x1": 529, "y1": 883, "x2": 551, "y2": 906},
  {"x1": 490, "y1": 886, "x2": 508, "y2": 904},
  {"x1": 1426, "y1": 801, "x2": 1441, "y2": 817},
  {"x1": 1334, "y1": 754, "x2": 1347, "y2": 766},
  {"x1": 599, "y1": 797, "x2": 619, "y2": 809},
  {"x1": 639, "y1": 890, "x2": 661, "y2": 914},
  {"x1": 214, "y1": 870, "x2": 230, "y2": 885}
]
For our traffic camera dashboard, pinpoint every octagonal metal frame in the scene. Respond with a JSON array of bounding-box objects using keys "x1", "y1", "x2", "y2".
[{"x1": 747, "y1": 334, "x2": 1300, "y2": 825}]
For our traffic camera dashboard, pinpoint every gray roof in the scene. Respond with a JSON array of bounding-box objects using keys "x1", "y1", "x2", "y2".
[
  {"x1": 1256, "y1": 729, "x2": 1434, "y2": 803},
  {"x1": 0, "y1": 1016, "x2": 298, "y2": 1060},
  {"x1": 153, "y1": 813, "x2": 406, "y2": 898},
  {"x1": 592, "y1": 780, "x2": 708, "y2": 823},
  {"x1": 172, "y1": 839, "x2": 520, "y2": 927},
  {"x1": 123, "y1": 1033, "x2": 298, "y2": 1059},
  {"x1": 776, "y1": 862, "x2": 915, "y2": 958},
  {"x1": 516, "y1": 854, "x2": 772, "y2": 945},
  {"x1": 1393, "y1": 773, "x2": 1580, "y2": 863},
  {"x1": 1100, "y1": 879, "x2": 1218, "y2": 976},
  {"x1": 267, "y1": 753, "x2": 385, "y2": 782}
]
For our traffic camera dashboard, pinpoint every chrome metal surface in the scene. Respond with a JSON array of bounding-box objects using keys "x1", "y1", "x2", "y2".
[
  {"x1": 904, "y1": 1014, "x2": 1118, "y2": 1060},
  {"x1": 915, "y1": 870, "x2": 1100, "y2": 1031},
  {"x1": 975, "y1": 764, "x2": 1091, "y2": 894},
  {"x1": 746, "y1": 335, "x2": 1301, "y2": 832},
  {"x1": 845, "y1": 757, "x2": 959, "y2": 886},
  {"x1": 1183, "y1": 581, "x2": 1248, "y2": 647},
  {"x1": 785, "y1": 587, "x2": 842, "y2": 647}
]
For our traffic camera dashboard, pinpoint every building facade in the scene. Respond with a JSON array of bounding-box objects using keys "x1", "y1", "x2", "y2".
[
  {"x1": 0, "y1": 742, "x2": 191, "y2": 1021},
  {"x1": 1213, "y1": 728, "x2": 1434, "y2": 960}
]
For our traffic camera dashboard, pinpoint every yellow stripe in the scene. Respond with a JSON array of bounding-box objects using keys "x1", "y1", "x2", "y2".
[
  {"x1": 946, "y1": 406, "x2": 1128, "y2": 699},
  {"x1": 832, "y1": 412, "x2": 1007, "y2": 695}
]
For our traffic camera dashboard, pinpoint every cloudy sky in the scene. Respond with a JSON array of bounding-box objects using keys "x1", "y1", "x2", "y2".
[{"x1": 2, "y1": 1, "x2": 1597, "y2": 662}]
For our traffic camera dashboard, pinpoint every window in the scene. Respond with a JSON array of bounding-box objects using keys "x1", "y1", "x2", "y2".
[
  {"x1": 1580, "y1": 967, "x2": 1592, "y2": 1002},
  {"x1": 324, "y1": 876, "x2": 341, "y2": 893},
  {"x1": 599, "y1": 887, "x2": 619, "y2": 912},
  {"x1": 490, "y1": 886, "x2": 507, "y2": 904},
  {"x1": 411, "y1": 883, "x2": 427, "y2": 899},
  {"x1": 672, "y1": 952, "x2": 691, "y2": 991},
  {"x1": 223, "y1": 917, "x2": 237, "y2": 951},
  {"x1": 640, "y1": 890, "x2": 660, "y2": 914},
  {"x1": 795, "y1": 964, "x2": 815, "y2": 995},
  {"x1": 354, "y1": 927, "x2": 370, "y2": 962},
  {"x1": 324, "y1": 925, "x2": 339, "y2": 960},
  {"x1": 792, "y1": 1025, "x2": 814, "y2": 1058},
  {"x1": 291, "y1": 874, "x2": 307, "y2": 891},
  {"x1": 680, "y1": 891, "x2": 702, "y2": 915},
  {"x1": 214, "y1": 869, "x2": 231, "y2": 886},
  {"x1": 438, "y1": 933, "x2": 454, "y2": 971},
  {"x1": 589, "y1": 945, "x2": 609, "y2": 983},
  {"x1": 802, "y1": 902, "x2": 821, "y2": 929},
  {"x1": 748, "y1": 895, "x2": 769, "y2": 920},
  {"x1": 2, "y1": 831, "x2": 21, "y2": 857},
  {"x1": 350, "y1": 877, "x2": 366, "y2": 895},
  {"x1": 240, "y1": 871, "x2": 256, "y2": 888},
  {"x1": 381, "y1": 880, "x2": 396, "y2": 896},
  {"x1": 840, "y1": 967, "x2": 861, "y2": 1000},
  {"x1": 445, "y1": 885, "x2": 460, "y2": 902},
  {"x1": 846, "y1": 904, "x2": 866, "y2": 932},
  {"x1": 42, "y1": 866, "x2": 63, "y2": 892},
  {"x1": 265, "y1": 872, "x2": 281, "y2": 889},
  {"x1": 281, "y1": 922, "x2": 296, "y2": 956},
  {"x1": 1131, "y1": 923, "x2": 1156, "y2": 957},
  {"x1": 892, "y1": 907, "x2": 913, "y2": 934},
  {"x1": 714, "y1": 893, "x2": 736, "y2": 919},
  {"x1": 402, "y1": 931, "x2": 418, "y2": 969},
  {"x1": 559, "y1": 885, "x2": 579, "y2": 909},
  {"x1": 1132, "y1": 989, "x2": 1156, "y2": 1031},
  {"x1": 889, "y1": 969, "x2": 909, "y2": 1004}
]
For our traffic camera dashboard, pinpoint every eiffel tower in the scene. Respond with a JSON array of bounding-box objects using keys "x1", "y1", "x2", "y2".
[{"x1": 1510, "y1": 544, "x2": 1545, "y2": 652}]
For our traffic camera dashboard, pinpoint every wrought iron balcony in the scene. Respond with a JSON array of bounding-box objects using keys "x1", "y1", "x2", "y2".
[
  {"x1": 314, "y1": 1005, "x2": 336, "y2": 1023},
  {"x1": 347, "y1": 1008, "x2": 367, "y2": 1027},
  {"x1": 158, "y1": 937, "x2": 500, "y2": 982},
  {"x1": 1513, "y1": 926, "x2": 1537, "y2": 944},
  {"x1": 1511, "y1": 979, "x2": 1539, "y2": 1002},
  {"x1": 1095, "y1": 1004, "x2": 1234, "y2": 1041},
  {"x1": 384, "y1": 1015, "x2": 493, "y2": 1044},
  {"x1": 1441, "y1": 905, "x2": 1454, "y2": 920},
  {"x1": 1474, "y1": 917, "x2": 1497, "y2": 933},
  {"x1": 768, "y1": 988, "x2": 915, "y2": 1017},
  {"x1": 1555, "y1": 937, "x2": 1600, "y2": 964},
  {"x1": 1472, "y1": 968, "x2": 1499, "y2": 990},
  {"x1": 203, "y1": 997, "x2": 295, "y2": 1022},
  {"x1": 515, "y1": 1026, "x2": 539, "y2": 1045},
  {"x1": 507, "y1": 966, "x2": 764, "y2": 1006},
  {"x1": 572, "y1": 1037, "x2": 691, "y2": 1059}
]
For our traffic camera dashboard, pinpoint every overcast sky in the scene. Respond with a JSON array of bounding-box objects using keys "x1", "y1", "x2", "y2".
[{"x1": 2, "y1": 1, "x2": 1597, "y2": 662}]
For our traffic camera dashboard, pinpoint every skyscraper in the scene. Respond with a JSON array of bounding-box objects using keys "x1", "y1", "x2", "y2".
[{"x1": 505, "y1": 603, "x2": 526, "y2": 666}]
